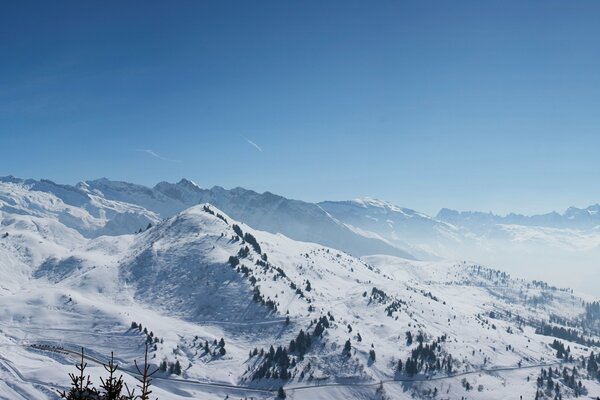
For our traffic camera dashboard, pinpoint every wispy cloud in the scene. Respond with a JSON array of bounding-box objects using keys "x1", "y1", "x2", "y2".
[
  {"x1": 135, "y1": 149, "x2": 182, "y2": 163},
  {"x1": 242, "y1": 136, "x2": 263, "y2": 152}
]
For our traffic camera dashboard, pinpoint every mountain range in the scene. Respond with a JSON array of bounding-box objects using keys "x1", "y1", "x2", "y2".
[
  {"x1": 1, "y1": 176, "x2": 600, "y2": 399},
  {"x1": 3, "y1": 175, "x2": 600, "y2": 294}
]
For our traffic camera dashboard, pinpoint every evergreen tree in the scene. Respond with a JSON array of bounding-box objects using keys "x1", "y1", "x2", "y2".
[
  {"x1": 58, "y1": 348, "x2": 99, "y2": 399},
  {"x1": 130, "y1": 344, "x2": 159, "y2": 399},
  {"x1": 343, "y1": 339, "x2": 351, "y2": 355},
  {"x1": 99, "y1": 352, "x2": 125, "y2": 400},
  {"x1": 173, "y1": 360, "x2": 182, "y2": 375},
  {"x1": 369, "y1": 349, "x2": 376, "y2": 362},
  {"x1": 277, "y1": 386, "x2": 286, "y2": 399}
]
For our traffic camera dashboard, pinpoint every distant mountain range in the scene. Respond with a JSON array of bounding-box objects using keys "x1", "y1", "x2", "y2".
[
  {"x1": 437, "y1": 205, "x2": 600, "y2": 231},
  {"x1": 3, "y1": 175, "x2": 600, "y2": 264},
  {"x1": 0, "y1": 176, "x2": 415, "y2": 259}
]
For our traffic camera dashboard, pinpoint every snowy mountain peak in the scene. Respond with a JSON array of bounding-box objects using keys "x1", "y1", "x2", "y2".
[
  {"x1": 176, "y1": 178, "x2": 200, "y2": 189},
  {"x1": 353, "y1": 197, "x2": 407, "y2": 213}
]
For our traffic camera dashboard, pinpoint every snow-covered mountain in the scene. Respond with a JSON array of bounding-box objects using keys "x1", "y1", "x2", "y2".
[
  {"x1": 0, "y1": 177, "x2": 161, "y2": 238},
  {"x1": 0, "y1": 176, "x2": 413, "y2": 260},
  {"x1": 319, "y1": 198, "x2": 468, "y2": 260},
  {"x1": 5, "y1": 176, "x2": 600, "y2": 294},
  {"x1": 1, "y1": 179, "x2": 600, "y2": 399}
]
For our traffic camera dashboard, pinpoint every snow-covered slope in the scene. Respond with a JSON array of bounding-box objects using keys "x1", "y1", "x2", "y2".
[
  {"x1": 1, "y1": 194, "x2": 600, "y2": 399},
  {"x1": 0, "y1": 177, "x2": 160, "y2": 238}
]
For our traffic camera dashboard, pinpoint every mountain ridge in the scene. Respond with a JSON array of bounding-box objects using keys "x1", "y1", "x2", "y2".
[
  {"x1": 6, "y1": 175, "x2": 600, "y2": 231},
  {"x1": 0, "y1": 176, "x2": 416, "y2": 260}
]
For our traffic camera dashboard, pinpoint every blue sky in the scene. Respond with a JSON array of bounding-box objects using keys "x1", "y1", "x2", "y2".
[{"x1": 1, "y1": 1, "x2": 599, "y2": 215}]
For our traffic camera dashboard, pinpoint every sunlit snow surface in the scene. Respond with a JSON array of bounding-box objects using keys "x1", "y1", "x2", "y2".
[{"x1": 1, "y1": 182, "x2": 600, "y2": 399}]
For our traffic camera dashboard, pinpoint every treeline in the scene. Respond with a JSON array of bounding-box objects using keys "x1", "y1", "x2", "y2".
[
  {"x1": 230, "y1": 223, "x2": 262, "y2": 254},
  {"x1": 202, "y1": 205, "x2": 228, "y2": 223},
  {"x1": 585, "y1": 301, "x2": 600, "y2": 322},
  {"x1": 536, "y1": 323, "x2": 600, "y2": 347}
]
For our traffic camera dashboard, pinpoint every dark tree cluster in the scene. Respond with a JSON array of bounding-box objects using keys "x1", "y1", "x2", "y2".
[
  {"x1": 237, "y1": 264, "x2": 251, "y2": 277},
  {"x1": 550, "y1": 340, "x2": 572, "y2": 361},
  {"x1": 289, "y1": 329, "x2": 313, "y2": 357},
  {"x1": 535, "y1": 366, "x2": 586, "y2": 399},
  {"x1": 530, "y1": 280, "x2": 557, "y2": 291},
  {"x1": 585, "y1": 301, "x2": 600, "y2": 322},
  {"x1": 228, "y1": 255, "x2": 239, "y2": 267},
  {"x1": 251, "y1": 345, "x2": 296, "y2": 380},
  {"x1": 401, "y1": 336, "x2": 452, "y2": 376},
  {"x1": 158, "y1": 360, "x2": 182, "y2": 375},
  {"x1": 243, "y1": 232, "x2": 262, "y2": 254},
  {"x1": 203, "y1": 205, "x2": 228, "y2": 223},
  {"x1": 250, "y1": 325, "x2": 320, "y2": 381},
  {"x1": 369, "y1": 287, "x2": 389, "y2": 304},
  {"x1": 585, "y1": 351, "x2": 600, "y2": 380},
  {"x1": 273, "y1": 265, "x2": 286, "y2": 278},
  {"x1": 549, "y1": 314, "x2": 578, "y2": 329},
  {"x1": 232, "y1": 224, "x2": 244, "y2": 237},
  {"x1": 536, "y1": 323, "x2": 600, "y2": 347},
  {"x1": 385, "y1": 299, "x2": 407, "y2": 317},
  {"x1": 255, "y1": 258, "x2": 268, "y2": 268},
  {"x1": 195, "y1": 337, "x2": 227, "y2": 359},
  {"x1": 238, "y1": 246, "x2": 250, "y2": 258},
  {"x1": 130, "y1": 322, "x2": 162, "y2": 351},
  {"x1": 405, "y1": 331, "x2": 413, "y2": 346},
  {"x1": 421, "y1": 290, "x2": 439, "y2": 302},
  {"x1": 249, "y1": 320, "x2": 329, "y2": 382},
  {"x1": 469, "y1": 265, "x2": 510, "y2": 285},
  {"x1": 312, "y1": 316, "x2": 330, "y2": 337}
]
